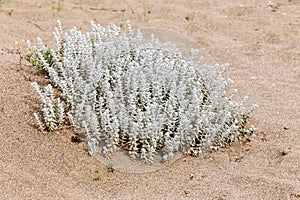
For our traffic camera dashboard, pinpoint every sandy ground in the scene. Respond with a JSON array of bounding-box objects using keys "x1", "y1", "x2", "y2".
[{"x1": 0, "y1": 0, "x2": 299, "y2": 199}]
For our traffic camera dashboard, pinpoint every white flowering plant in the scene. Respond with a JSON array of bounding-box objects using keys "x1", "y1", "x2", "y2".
[{"x1": 27, "y1": 21, "x2": 256, "y2": 163}]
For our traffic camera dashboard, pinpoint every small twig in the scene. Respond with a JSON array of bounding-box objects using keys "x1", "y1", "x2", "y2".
[
  {"x1": 27, "y1": 21, "x2": 45, "y2": 31},
  {"x1": 123, "y1": 0, "x2": 135, "y2": 14},
  {"x1": 89, "y1": 7, "x2": 125, "y2": 12},
  {"x1": 1, "y1": 46, "x2": 24, "y2": 66}
]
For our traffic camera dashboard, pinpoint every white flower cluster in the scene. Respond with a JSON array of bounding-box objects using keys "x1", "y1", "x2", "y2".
[{"x1": 28, "y1": 21, "x2": 256, "y2": 163}]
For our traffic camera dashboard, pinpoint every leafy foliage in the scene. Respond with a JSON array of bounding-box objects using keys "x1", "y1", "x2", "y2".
[{"x1": 25, "y1": 47, "x2": 54, "y2": 75}]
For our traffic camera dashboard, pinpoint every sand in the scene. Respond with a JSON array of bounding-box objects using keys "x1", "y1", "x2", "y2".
[{"x1": 0, "y1": 0, "x2": 299, "y2": 199}]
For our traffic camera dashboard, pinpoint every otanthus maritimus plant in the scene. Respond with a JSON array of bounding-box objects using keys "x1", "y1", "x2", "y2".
[
  {"x1": 31, "y1": 81, "x2": 65, "y2": 131},
  {"x1": 27, "y1": 20, "x2": 256, "y2": 163}
]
